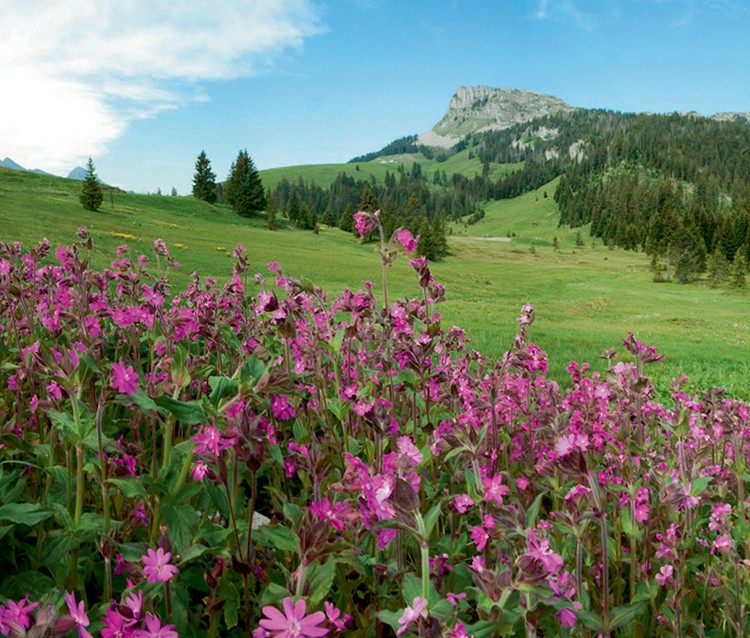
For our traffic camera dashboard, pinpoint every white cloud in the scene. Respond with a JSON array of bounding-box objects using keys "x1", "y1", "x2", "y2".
[{"x1": 0, "y1": 0, "x2": 322, "y2": 173}]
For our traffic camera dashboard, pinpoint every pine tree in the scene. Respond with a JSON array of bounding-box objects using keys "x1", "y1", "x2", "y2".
[
  {"x1": 266, "y1": 191, "x2": 278, "y2": 231},
  {"x1": 358, "y1": 185, "x2": 379, "y2": 212},
  {"x1": 339, "y1": 203, "x2": 355, "y2": 232},
  {"x1": 707, "y1": 250, "x2": 729, "y2": 286},
  {"x1": 430, "y1": 211, "x2": 449, "y2": 260},
  {"x1": 170, "y1": 187, "x2": 178, "y2": 196},
  {"x1": 192, "y1": 151, "x2": 217, "y2": 203},
  {"x1": 730, "y1": 253, "x2": 747, "y2": 287},
  {"x1": 287, "y1": 189, "x2": 301, "y2": 227},
  {"x1": 225, "y1": 150, "x2": 266, "y2": 217},
  {"x1": 79, "y1": 157, "x2": 103, "y2": 211}
]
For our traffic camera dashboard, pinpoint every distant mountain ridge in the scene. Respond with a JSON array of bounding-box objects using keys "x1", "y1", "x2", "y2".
[{"x1": 0, "y1": 157, "x2": 93, "y2": 181}]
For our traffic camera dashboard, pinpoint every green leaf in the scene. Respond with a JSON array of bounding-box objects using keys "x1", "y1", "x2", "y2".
[
  {"x1": 0, "y1": 503, "x2": 52, "y2": 525},
  {"x1": 401, "y1": 573, "x2": 422, "y2": 606},
  {"x1": 422, "y1": 503, "x2": 442, "y2": 538},
  {"x1": 179, "y1": 543, "x2": 211, "y2": 564},
  {"x1": 153, "y1": 395, "x2": 206, "y2": 425},
  {"x1": 162, "y1": 504, "x2": 199, "y2": 552},
  {"x1": 42, "y1": 530, "x2": 80, "y2": 566},
  {"x1": 307, "y1": 558, "x2": 336, "y2": 607},
  {"x1": 621, "y1": 504, "x2": 642, "y2": 541},
  {"x1": 691, "y1": 476, "x2": 712, "y2": 497},
  {"x1": 209, "y1": 376, "x2": 238, "y2": 407},
  {"x1": 0, "y1": 525, "x2": 12, "y2": 541},
  {"x1": 465, "y1": 620, "x2": 501, "y2": 638},
  {"x1": 220, "y1": 581, "x2": 240, "y2": 629},
  {"x1": 577, "y1": 610, "x2": 606, "y2": 633},
  {"x1": 126, "y1": 388, "x2": 160, "y2": 414},
  {"x1": 609, "y1": 602, "x2": 646, "y2": 631},
  {"x1": 118, "y1": 542, "x2": 148, "y2": 563},
  {"x1": 107, "y1": 477, "x2": 148, "y2": 500},
  {"x1": 239, "y1": 355, "x2": 267, "y2": 390},
  {"x1": 283, "y1": 502, "x2": 303, "y2": 529},
  {"x1": 256, "y1": 524, "x2": 299, "y2": 552},
  {"x1": 526, "y1": 492, "x2": 545, "y2": 528},
  {"x1": 377, "y1": 609, "x2": 403, "y2": 633}
]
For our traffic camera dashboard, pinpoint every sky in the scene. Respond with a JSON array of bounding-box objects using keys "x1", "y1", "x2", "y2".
[{"x1": 1, "y1": 0, "x2": 749, "y2": 194}]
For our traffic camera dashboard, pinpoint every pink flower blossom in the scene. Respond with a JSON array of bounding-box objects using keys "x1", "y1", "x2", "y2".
[
  {"x1": 397, "y1": 597, "x2": 428, "y2": 636},
  {"x1": 191, "y1": 460, "x2": 210, "y2": 481},
  {"x1": 100, "y1": 606, "x2": 129, "y2": 638},
  {"x1": 271, "y1": 394, "x2": 296, "y2": 420},
  {"x1": 395, "y1": 228, "x2": 419, "y2": 253},
  {"x1": 65, "y1": 591, "x2": 93, "y2": 638},
  {"x1": 482, "y1": 473, "x2": 509, "y2": 505},
  {"x1": 453, "y1": 494, "x2": 474, "y2": 514},
  {"x1": 470, "y1": 525, "x2": 489, "y2": 551},
  {"x1": 133, "y1": 613, "x2": 178, "y2": 638},
  {"x1": 711, "y1": 534, "x2": 734, "y2": 554},
  {"x1": 112, "y1": 361, "x2": 140, "y2": 395},
  {"x1": 656, "y1": 565, "x2": 674, "y2": 586},
  {"x1": 397, "y1": 436, "x2": 423, "y2": 466},
  {"x1": 3, "y1": 595, "x2": 38, "y2": 630},
  {"x1": 141, "y1": 547, "x2": 179, "y2": 584},
  {"x1": 258, "y1": 597, "x2": 329, "y2": 637}
]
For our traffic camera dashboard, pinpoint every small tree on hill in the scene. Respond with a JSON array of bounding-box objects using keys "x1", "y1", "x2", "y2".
[
  {"x1": 192, "y1": 151, "x2": 217, "y2": 203},
  {"x1": 266, "y1": 191, "x2": 278, "y2": 231},
  {"x1": 79, "y1": 158, "x2": 103, "y2": 211},
  {"x1": 226, "y1": 150, "x2": 266, "y2": 217}
]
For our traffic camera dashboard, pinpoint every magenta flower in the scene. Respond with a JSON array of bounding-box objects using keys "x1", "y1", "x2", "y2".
[
  {"x1": 482, "y1": 473, "x2": 509, "y2": 506},
  {"x1": 133, "y1": 613, "x2": 178, "y2": 638},
  {"x1": 656, "y1": 565, "x2": 674, "y2": 586},
  {"x1": 271, "y1": 394, "x2": 296, "y2": 420},
  {"x1": 3, "y1": 595, "x2": 38, "y2": 630},
  {"x1": 258, "y1": 597, "x2": 329, "y2": 637},
  {"x1": 100, "y1": 606, "x2": 129, "y2": 638},
  {"x1": 191, "y1": 460, "x2": 210, "y2": 481},
  {"x1": 65, "y1": 591, "x2": 93, "y2": 638},
  {"x1": 397, "y1": 596, "x2": 428, "y2": 636},
  {"x1": 395, "y1": 228, "x2": 419, "y2": 253},
  {"x1": 353, "y1": 210, "x2": 379, "y2": 238},
  {"x1": 141, "y1": 547, "x2": 179, "y2": 584},
  {"x1": 192, "y1": 424, "x2": 233, "y2": 457},
  {"x1": 112, "y1": 361, "x2": 140, "y2": 395}
]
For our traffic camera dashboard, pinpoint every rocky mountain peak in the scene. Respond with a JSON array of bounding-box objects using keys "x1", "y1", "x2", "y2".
[{"x1": 418, "y1": 86, "x2": 577, "y2": 149}]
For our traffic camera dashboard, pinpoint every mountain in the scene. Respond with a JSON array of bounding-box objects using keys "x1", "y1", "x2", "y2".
[
  {"x1": 67, "y1": 166, "x2": 89, "y2": 180},
  {"x1": 417, "y1": 86, "x2": 577, "y2": 149},
  {"x1": 1, "y1": 157, "x2": 28, "y2": 171}
]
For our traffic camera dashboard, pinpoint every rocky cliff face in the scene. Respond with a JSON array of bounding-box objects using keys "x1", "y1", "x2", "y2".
[{"x1": 417, "y1": 86, "x2": 577, "y2": 148}]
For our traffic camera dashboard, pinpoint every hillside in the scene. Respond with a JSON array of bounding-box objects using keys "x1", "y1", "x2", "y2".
[{"x1": 2, "y1": 166, "x2": 750, "y2": 400}]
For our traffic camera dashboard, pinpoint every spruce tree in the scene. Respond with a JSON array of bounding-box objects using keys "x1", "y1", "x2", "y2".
[
  {"x1": 266, "y1": 191, "x2": 278, "y2": 231},
  {"x1": 192, "y1": 151, "x2": 217, "y2": 203},
  {"x1": 730, "y1": 253, "x2": 747, "y2": 287},
  {"x1": 225, "y1": 150, "x2": 266, "y2": 217},
  {"x1": 339, "y1": 203, "x2": 355, "y2": 232},
  {"x1": 79, "y1": 158, "x2": 103, "y2": 211}
]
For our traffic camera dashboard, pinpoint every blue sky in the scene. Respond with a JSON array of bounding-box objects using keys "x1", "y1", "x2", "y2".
[{"x1": 1, "y1": 0, "x2": 749, "y2": 194}]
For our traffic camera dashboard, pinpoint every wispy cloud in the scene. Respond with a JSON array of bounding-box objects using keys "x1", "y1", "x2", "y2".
[
  {"x1": 533, "y1": 0, "x2": 600, "y2": 30},
  {"x1": 0, "y1": 0, "x2": 323, "y2": 173}
]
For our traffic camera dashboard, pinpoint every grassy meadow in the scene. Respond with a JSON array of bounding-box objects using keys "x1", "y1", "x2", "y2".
[{"x1": 1, "y1": 165, "x2": 749, "y2": 398}]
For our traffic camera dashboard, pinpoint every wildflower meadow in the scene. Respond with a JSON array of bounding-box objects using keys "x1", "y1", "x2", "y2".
[{"x1": 0, "y1": 219, "x2": 748, "y2": 637}]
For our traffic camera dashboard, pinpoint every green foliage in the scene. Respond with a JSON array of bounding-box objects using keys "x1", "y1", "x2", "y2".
[
  {"x1": 192, "y1": 150, "x2": 217, "y2": 204},
  {"x1": 225, "y1": 149, "x2": 266, "y2": 217},
  {"x1": 79, "y1": 157, "x2": 103, "y2": 211}
]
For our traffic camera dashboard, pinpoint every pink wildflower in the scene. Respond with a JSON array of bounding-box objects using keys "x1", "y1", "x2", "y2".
[
  {"x1": 258, "y1": 597, "x2": 329, "y2": 637},
  {"x1": 193, "y1": 424, "x2": 233, "y2": 457},
  {"x1": 141, "y1": 547, "x2": 179, "y2": 584},
  {"x1": 191, "y1": 460, "x2": 210, "y2": 481},
  {"x1": 132, "y1": 613, "x2": 178, "y2": 638},
  {"x1": 100, "y1": 606, "x2": 129, "y2": 638},
  {"x1": 395, "y1": 228, "x2": 419, "y2": 253},
  {"x1": 711, "y1": 534, "x2": 734, "y2": 554},
  {"x1": 65, "y1": 591, "x2": 93, "y2": 638},
  {"x1": 397, "y1": 596, "x2": 428, "y2": 636},
  {"x1": 470, "y1": 525, "x2": 489, "y2": 551},
  {"x1": 453, "y1": 494, "x2": 474, "y2": 514},
  {"x1": 353, "y1": 210, "x2": 379, "y2": 238},
  {"x1": 656, "y1": 565, "x2": 674, "y2": 586},
  {"x1": 482, "y1": 473, "x2": 509, "y2": 505},
  {"x1": 3, "y1": 595, "x2": 38, "y2": 630},
  {"x1": 112, "y1": 362, "x2": 140, "y2": 395},
  {"x1": 397, "y1": 436, "x2": 423, "y2": 466},
  {"x1": 271, "y1": 394, "x2": 296, "y2": 420}
]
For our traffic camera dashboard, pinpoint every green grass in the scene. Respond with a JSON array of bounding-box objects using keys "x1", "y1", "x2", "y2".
[{"x1": 2, "y1": 166, "x2": 749, "y2": 399}]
